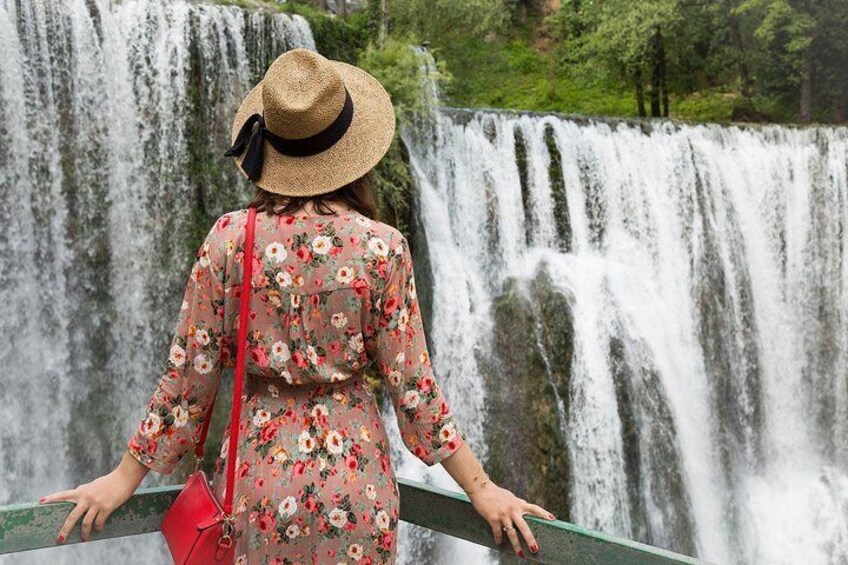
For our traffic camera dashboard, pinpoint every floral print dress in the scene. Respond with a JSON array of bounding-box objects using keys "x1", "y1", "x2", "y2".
[{"x1": 126, "y1": 208, "x2": 466, "y2": 565}]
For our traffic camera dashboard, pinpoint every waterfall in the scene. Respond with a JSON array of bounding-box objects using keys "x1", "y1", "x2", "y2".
[
  {"x1": 0, "y1": 0, "x2": 313, "y2": 562},
  {"x1": 401, "y1": 92, "x2": 848, "y2": 562}
]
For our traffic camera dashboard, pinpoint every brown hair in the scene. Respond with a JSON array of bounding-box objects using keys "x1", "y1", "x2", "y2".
[{"x1": 247, "y1": 171, "x2": 378, "y2": 219}]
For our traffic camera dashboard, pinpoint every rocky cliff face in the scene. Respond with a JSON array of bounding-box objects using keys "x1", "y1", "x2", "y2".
[{"x1": 483, "y1": 266, "x2": 573, "y2": 519}]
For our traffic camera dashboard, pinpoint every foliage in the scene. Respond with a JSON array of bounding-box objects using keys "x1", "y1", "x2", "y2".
[
  {"x1": 737, "y1": 0, "x2": 815, "y2": 85},
  {"x1": 356, "y1": 37, "x2": 450, "y2": 121},
  {"x1": 370, "y1": 136, "x2": 415, "y2": 238},
  {"x1": 574, "y1": 0, "x2": 682, "y2": 81},
  {"x1": 739, "y1": 0, "x2": 815, "y2": 50},
  {"x1": 354, "y1": 37, "x2": 451, "y2": 238},
  {"x1": 503, "y1": 0, "x2": 546, "y2": 24},
  {"x1": 669, "y1": 90, "x2": 740, "y2": 123},
  {"x1": 440, "y1": 36, "x2": 635, "y2": 116},
  {"x1": 735, "y1": 0, "x2": 848, "y2": 120},
  {"x1": 221, "y1": 0, "x2": 848, "y2": 124},
  {"x1": 545, "y1": 0, "x2": 848, "y2": 122},
  {"x1": 278, "y1": 2, "x2": 370, "y2": 63},
  {"x1": 386, "y1": 0, "x2": 511, "y2": 41}
]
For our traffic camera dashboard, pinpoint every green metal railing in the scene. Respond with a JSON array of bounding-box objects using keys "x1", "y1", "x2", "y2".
[{"x1": 0, "y1": 477, "x2": 714, "y2": 564}]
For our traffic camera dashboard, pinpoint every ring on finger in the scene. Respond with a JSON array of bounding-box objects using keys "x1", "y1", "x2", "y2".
[{"x1": 502, "y1": 523, "x2": 515, "y2": 532}]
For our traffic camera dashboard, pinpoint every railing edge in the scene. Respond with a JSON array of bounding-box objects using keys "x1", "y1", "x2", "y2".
[{"x1": 0, "y1": 478, "x2": 715, "y2": 565}]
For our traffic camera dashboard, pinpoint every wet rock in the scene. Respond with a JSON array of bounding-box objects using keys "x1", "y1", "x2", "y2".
[{"x1": 479, "y1": 265, "x2": 573, "y2": 522}]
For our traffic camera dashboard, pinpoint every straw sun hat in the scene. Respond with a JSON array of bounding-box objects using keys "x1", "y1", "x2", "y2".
[{"x1": 225, "y1": 48, "x2": 396, "y2": 197}]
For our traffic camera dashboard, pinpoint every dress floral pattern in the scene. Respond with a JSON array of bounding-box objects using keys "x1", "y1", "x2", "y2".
[{"x1": 126, "y1": 208, "x2": 466, "y2": 564}]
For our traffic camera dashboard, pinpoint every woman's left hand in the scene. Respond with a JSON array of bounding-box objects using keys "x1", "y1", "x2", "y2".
[
  {"x1": 468, "y1": 479, "x2": 556, "y2": 558},
  {"x1": 38, "y1": 453, "x2": 146, "y2": 544}
]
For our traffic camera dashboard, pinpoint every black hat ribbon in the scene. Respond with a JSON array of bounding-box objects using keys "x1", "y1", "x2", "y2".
[{"x1": 224, "y1": 86, "x2": 355, "y2": 182}]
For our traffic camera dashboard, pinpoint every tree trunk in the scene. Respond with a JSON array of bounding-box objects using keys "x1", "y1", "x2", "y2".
[
  {"x1": 650, "y1": 26, "x2": 662, "y2": 117},
  {"x1": 635, "y1": 68, "x2": 646, "y2": 118},
  {"x1": 659, "y1": 28, "x2": 668, "y2": 117},
  {"x1": 379, "y1": 0, "x2": 388, "y2": 48},
  {"x1": 514, "y1": 1, "x2": 529, "y2": 24},
  {"x1": 338, "y1": 0, "x2": 347, "y2": 18},
  {"x1": 568, "y1": 0, "x2": 583, "y2": 37},
  {"x1": 726, "y1": 1, "x2": 753, "y2": 97},
  {"x1": 799, "y1": 46, "x2": 813, "y2": 123},
  {"x1": 835, "y1": 86, "x2": 847, "y2": 122}
]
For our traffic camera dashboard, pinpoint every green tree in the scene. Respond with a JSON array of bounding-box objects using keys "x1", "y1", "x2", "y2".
[
  {"x1": 357, "y1": 37, "x2": 449, "y2": 121},
  {"x1": 356, "y1": 39, "x2": 450, "y2": 235},
  {"x1": 504, "y1": 0, "x2": 546, "y2": 24},
  {"x1": 737, "y1": 0, "x2": 816, "y2": 121},
  {"x1": 386, "y1": 0, "x2": 509, "y2": 42},
  {"x1": 813, "y1": 1, "x2": 848, "y2": 120},
  {"x1": 287, "y1": 0, "x2": 848, "y2": 123},
  {"x1": 558, "y1": 0, "x2": 683, "y2": 117},
  {"x1": 734, "y1": 0, "x2": 848, "y2": 122}
]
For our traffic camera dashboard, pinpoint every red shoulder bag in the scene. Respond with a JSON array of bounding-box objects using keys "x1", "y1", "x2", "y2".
[{"x1": 160, "y1": 205, "x2": 257, "y2": 564}]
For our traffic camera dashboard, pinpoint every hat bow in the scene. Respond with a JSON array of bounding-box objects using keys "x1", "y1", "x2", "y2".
[{"x1": 224, "y1": 86, "x2": 355, "y2": 182}]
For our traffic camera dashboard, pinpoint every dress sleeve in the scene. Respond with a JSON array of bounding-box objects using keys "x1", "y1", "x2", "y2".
[
  {"x1": 366, "y1": 233, "x2": 466, "y2": 466},
  {"x1": 126, "y1": 217, "x2": 229, "y2": 475}
]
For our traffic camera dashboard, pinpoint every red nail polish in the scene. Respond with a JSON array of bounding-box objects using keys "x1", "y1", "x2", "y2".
[
  {"x1": 549, "y1": 513, "x2": 555, "y2": 519},
  {"x1": 531, "y1": 543, "x2": 538, "y2": 552},
  {"x1": 518, "y1": 549, "x2": 525, "y2": 557},
  {"x1": 57, "y1": 534, "x2": 64, "y2": 543},
  {"x1": 39, "y1": 496, "x2": 46, "y2": 503}
]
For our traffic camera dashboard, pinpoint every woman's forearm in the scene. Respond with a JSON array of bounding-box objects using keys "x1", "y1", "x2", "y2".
[
  {"x1": 440, "y1": 441, "x2": 491, "y2": 497},
  {"x1": 116, "y1": 449, "x2": 151, "y2": 489}
]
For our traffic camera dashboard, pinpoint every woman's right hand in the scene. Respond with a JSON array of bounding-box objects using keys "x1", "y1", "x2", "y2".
[
  {"x1": 38, "y1": 450, "x2": 149, "y2": 544},
  {"x1": 468, "y1": 479, "x2": 556, "y2": 558},
  {"x1": 439, "y1": 441, "x2": 556, "y2": 557}
]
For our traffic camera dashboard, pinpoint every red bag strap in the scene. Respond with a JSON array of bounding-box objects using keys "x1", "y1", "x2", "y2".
[
  {"x1": 224, "y1": 205, "x2": 256, "y2": 513},
  {"x1": 192, "y1": 205, "x2": 257, "y2": 515}
]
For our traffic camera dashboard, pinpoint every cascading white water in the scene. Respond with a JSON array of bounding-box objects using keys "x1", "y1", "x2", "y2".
[
  {"x1": 401, "y1": 86, "x2": 848, "y2": 562},
  {"x1": 0, "y1": 0, "x2": 313, "y2": 562}
]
